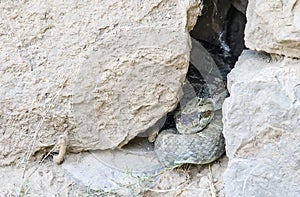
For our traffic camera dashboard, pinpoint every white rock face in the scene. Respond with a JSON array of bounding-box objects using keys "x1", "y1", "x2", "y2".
[
  {"x1": 223, "y1": 50, "x2": 300, "y2": 196},
  {"x1": 245, "y1": 0, "x2": 300, "y2": 58},
  {"x1": 0, "y1": 0, "x2": 200, "y2": 165}
]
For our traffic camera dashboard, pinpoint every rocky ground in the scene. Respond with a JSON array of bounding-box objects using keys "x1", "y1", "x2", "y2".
[{"x1": 1, "y1": 152, "x2": 227, "y2": 197}]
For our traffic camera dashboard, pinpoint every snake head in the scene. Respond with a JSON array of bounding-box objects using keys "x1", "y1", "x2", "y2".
[{"x1": 174, "y1": 97, "x2": 214, "y2": 134}]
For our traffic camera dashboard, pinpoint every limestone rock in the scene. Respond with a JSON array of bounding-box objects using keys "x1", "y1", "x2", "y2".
[
  {"x1": 245, "y1": 0, "x2": 300, "y2": 58},
  {"x1": 0, "y1": 0, "x2": 201, "y2": 166},
  {"x1": 223, "y1": 50, "x2": 300, "y2": 196}
]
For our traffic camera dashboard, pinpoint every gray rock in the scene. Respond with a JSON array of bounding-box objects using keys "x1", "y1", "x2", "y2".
[
  {"x1": 223, "y1": 50, "x2": 300, "y2": 197},
  {"x1": 245, "y1": 0, "x2": 300, "y2": 58}
]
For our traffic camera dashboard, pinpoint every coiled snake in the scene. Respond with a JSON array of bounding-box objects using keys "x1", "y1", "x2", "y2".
[{"x1": 154, "y1": 97, "x2": 225, "y2": 167}]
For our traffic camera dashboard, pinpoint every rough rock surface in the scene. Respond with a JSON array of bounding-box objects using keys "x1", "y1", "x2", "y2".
[
  {"x1": 223, "y1": 50, "x2": 300, "y2": 196},
  {"x1": 0, "y1": 0, "x2": 200, "y2": 166},
  {"x1": 245, "y1": 0, "x2": 300, "y2": 58}
]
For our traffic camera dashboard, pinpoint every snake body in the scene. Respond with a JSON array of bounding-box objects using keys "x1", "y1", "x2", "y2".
[{"x1": 154, "y1": 106, "x2": 225, "y2": 167}]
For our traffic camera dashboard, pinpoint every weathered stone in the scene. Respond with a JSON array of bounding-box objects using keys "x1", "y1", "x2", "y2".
[
  {"x1": 0, "y1": 0, "x2": 201, "y2": 166},
  {"x1": 223, "y1": 50, "x2": 300, "y2": 196},
  {"x1": 245, "y1": 0, "x2": 300, "y2": 58}
]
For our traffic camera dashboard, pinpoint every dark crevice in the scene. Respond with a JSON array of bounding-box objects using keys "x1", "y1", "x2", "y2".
[
  {"x1": 160, "y1": 1, "x2": 248, "y2": 131},
  {"x1": 191, "y1": 0, "x2": 247, "y2": 69}
]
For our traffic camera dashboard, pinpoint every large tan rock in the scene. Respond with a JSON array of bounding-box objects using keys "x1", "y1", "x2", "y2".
[
  {"x1": 0, "y1": 0, "x2": 200, "y2": 166},
  {"x1": 245, "y1": 0, "x2": 300, "y2": 58},
  {"x1": 223, "y1": 50, "x2": 300, "y2": 196}
]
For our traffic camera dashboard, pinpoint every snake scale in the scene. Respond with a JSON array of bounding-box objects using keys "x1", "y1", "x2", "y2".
[
  {"x1": 154, "y1": 108, "x2": 225, "y2": 167},
  {"x1": 154, "y1": 40, "x2": 229, "y2": 167}
]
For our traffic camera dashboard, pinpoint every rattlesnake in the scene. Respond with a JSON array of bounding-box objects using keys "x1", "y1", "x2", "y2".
[
  {"x1": 154, "y1": 98, "x2": 225, "y2": 167},
  {"x1": 154, "y1": 39, "x2": 229, "y2": 167}
]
